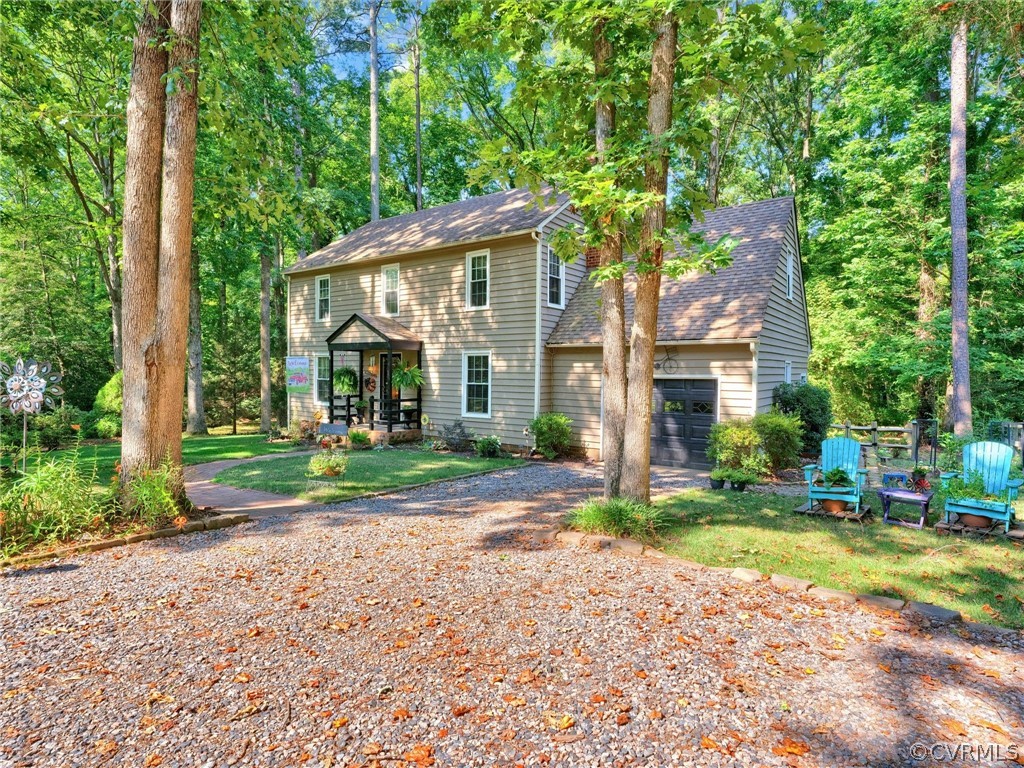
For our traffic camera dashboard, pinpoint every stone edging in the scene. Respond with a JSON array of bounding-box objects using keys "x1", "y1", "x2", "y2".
[
  {"x1": 0, "y1": 513, "x2": 252, "y2": 570},
  {"x1": 535, "y1": 527, "x2": 1021, "y2": 639}
]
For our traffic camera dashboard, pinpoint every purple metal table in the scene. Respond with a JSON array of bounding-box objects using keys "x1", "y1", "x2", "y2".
[{"x1": 877, "y1": 488, "x2": 934, "y2": 530}]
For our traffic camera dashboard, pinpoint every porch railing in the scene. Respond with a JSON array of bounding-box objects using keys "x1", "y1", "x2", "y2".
[{"x1": 330, "y1": 393, "x2": 421, "y2": 432}]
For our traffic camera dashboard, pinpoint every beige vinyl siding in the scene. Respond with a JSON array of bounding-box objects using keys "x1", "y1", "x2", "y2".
[
  {"x1": 755, "y1": 211, "x2": 810, "y2": 411},
  {"x1": 539, "y1": 206, "x2": 585, "y2": 412},
  {"x1": 288, "y1": 233, "x2": 539, "y2": 446},
  {"x1": 549, "y1": 343, "x2": 755, "y2": 456}
]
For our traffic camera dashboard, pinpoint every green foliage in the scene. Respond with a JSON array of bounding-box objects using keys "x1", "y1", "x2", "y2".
[
  {"x1": 391, "y1": 362, "x2": 424, "y2": 390},
  {"x1": 348, "y1": 430, "x2": 372, "y2": 450},
  {"x1": 944, "y1": 471, "x2": 991, "y2": 503},
  {"x1": 566, "y1": 497, "x2": 675, "y2": 545},
  {"x1": 0, "y1": 449, "x2": 109, "y2": 556},
  {"x1": 937, "y1": 433, "x2": 975, "y2": 472},
  {"x1": 33, "y1": 406, "x2": 88, "y2": 450},
  {"x1": 752, "y1": 411, "x2": 803, "y2": 474},
  {"x1": 711, "y1": 467, "x2": 760, "y2": 485},
  {"x1": 772, "y1": 382, "x2": 832, "y2": 455},
  {"x1": 333, "y1": 366, "x2": 359, "y2": 395},
  {"x1": 93, "y1": 370, "x2": 123, "y2": 414},
  {"x1": 529, "y1": 412, "x2": 573, "y2": 460},
  {"x1": 92, "y1": 414, "x2": 122, "y2": 439},
  {"x1": 474, "y1": 435, "x2": 503, "y2": 458},
  {"x1": 822, "y1": 467, "x2": 853, "y2": 488},
  {"x1": 122, "y1": 462, "x2": 181, "y2": 530},
  {"x1": 307, "y1": 449, "x2": 350, "y2": 478},
  {"x1": 438, "y1": 420, "x2": 474, "y2": 452},
  {"x1": 707, "y1": 419, "x2": 770, "y2": 478}
]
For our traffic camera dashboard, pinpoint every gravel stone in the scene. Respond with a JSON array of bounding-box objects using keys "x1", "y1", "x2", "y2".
[{"x1": 2, "y1": 462, "x2": 1020, "y2": 768}]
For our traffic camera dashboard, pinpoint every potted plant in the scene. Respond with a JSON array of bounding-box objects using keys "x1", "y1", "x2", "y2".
[
  {"x1": 333, "y1": 366, "x2": 359, "y2": 395},
  {"x1": 727, "y1": 469, "x2": 759, "y2": 492},
  {"x1": 401, "y1": 405, "x2": 418, "y2": 428},
  {"x1": 709, "y1": 467, "x2": 728, "y2": 490},
  {"x1": 391, "y1": 361, "x2": 424, "y2": 392},
  {"x1": 353, "y1": 399, "x2": 369, "y2": 421},
  {"x1": 945, "y1": 472, "x2": 994, "y2": 527},
  {"x1": 307, "y1": 449, "x2": 349, "y2": 479},
  {"x1": 910, "y1": 466, "x2": 931, "y2": 493},
  {"x1": 818, "y1": 467, "x2": 853, "y2": 514}
]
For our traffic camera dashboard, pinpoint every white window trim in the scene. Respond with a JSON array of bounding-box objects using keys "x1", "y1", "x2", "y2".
[
  {"x1": 547, "y1": 245, "x2": 565, "y2": 309},
  {"x1": 314, "y1": 355, "x2": 331, "y2": 407},
  {"x1": 461, "y1": 350, "x2": 492, "y2": 419},
  {"x1": 786, "y1": 248, "x2": 794, "y2": 301},
  {"x1": 464, "y1": 249, "x2": 490, "y2": 310},
  {"x1": 381, "y1": 263, "x2": 400, "y2": 316},
  {"x1": 784, "y1": 360, "x2": 793, "y2": 384},
  {"x1": 316, "y1": 275, "x2": 331, "y2": 321}
]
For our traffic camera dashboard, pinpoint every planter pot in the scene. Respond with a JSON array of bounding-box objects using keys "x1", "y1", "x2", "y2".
[
  {"x1": 710, "y1": 478, "x2": 725, "y2": 490},
  {"x1": 957, "y1": 512, "x2": 991, "y2": 528},
  {"x1": 730, "y1": 481, "x2": 747, "y2": 492},
  {"x1": 320, "y1": 468, "x2": 338, "y2": 477},
  {"x1": 821, "y1": 498, "x2": 848, "y2": 514}
]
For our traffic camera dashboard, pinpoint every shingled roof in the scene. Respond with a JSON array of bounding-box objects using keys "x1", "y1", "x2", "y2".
[
  {"x1": 285, "y1": 187, "x2": 568, "y2": 274},
  {"x1": 548, "y1": 197, "x2": 796, "y2": 345}
]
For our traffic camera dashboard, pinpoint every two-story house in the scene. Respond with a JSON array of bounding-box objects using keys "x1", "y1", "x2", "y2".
[{"x1": 284, "y1": 187, "x2": 810, "y2": 469}]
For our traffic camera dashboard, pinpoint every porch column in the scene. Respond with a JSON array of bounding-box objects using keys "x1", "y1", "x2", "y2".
[
  {"x1": 327, "y1": 348, "x2": 335, "y2": 423},
  {"x1": 416, "y1": 348, "x2": 422, "y2": 427}
]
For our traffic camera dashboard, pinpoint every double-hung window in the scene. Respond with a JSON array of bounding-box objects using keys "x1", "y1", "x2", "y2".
[
  {"x1": 466, "y1": 249, "x2": 489, "y2": 309},
  {"x1": 463, "y1": 352, "x2": 491, "y2": 418},
  {"x1": 547, "y1": 246, "x2": 564, "y2": 308},
  {"x1": 316, "y1": 276, "x2": 330, "y2": 320},
  {"x1": 381, "y1": 264, "x2": 400, "y2": 315},
  {"x1": 315, "y1": 356, "x2": 331, "y2": 404}
]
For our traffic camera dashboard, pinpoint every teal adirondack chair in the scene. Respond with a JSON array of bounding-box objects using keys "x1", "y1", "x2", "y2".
[
  {"x1": 941, "y1": 441, "x2": 1021, "y2": 533},
  {"x1": 802, "y1": 437, "x2": 868, "y2": 515}
]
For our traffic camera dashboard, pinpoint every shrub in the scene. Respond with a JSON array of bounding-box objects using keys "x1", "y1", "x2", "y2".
[
  {"x1": 34, "y1": 405, "x2": 88, "y2": 449},
  {"x1": 474, "y1": 435, "x2": 503, "y2": 458},
  {"x1": 93, "y1": 414, "x2": 122, "y2": 439},
  {"x1": 93, "y1": 370, "x2": 123, "y2": 414},
  {"x1": 566, "y1": 497, "x2": 674, "y2": 544},
  {"x1": 938, "y1": 433, "x2": 973, "y2": 472},
  {"x1": 707, "y1": 418, "x2": 770, "y2": 477},
  {"x1": 439, "y1": 419, "x2": 474, "y2": 452},
  {"x1": 349, "y1": 430, "x2": 372, "y2": 449},
  {"x1": 122, "y1": 461, "x2": 181, "y2": 529},
  {"x1": 0, "y1": 451, "x2": 109, "y2": 556},
  {"x1": 308, "y1": 450, "x2": 349, "y2": 478},
  {"x1": 772, "y1": 382, "x2": 832, "y2": 455},
  {"x1": 752, "y1": 411, "x2": 802, "y2": 474},
  {"x1": 529, "y1": 412, "x2": 573, "y2": 460}
]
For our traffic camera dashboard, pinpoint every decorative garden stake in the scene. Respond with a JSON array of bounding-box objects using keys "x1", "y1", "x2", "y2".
[{"x1": 0, "y1": 358, "x2": 64, "y2": 473}]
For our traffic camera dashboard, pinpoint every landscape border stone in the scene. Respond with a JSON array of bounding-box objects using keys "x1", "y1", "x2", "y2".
[
  {"x1": 541, "y1": 526, "x2": 1019, "y2": 635},
  {"x1": 0, "y1": 513, "x2": 252, "y2": 570}
]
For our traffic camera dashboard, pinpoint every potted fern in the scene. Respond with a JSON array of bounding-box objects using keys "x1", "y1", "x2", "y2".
[{"x1": 391, "y1": 361, "x2": 424, "y2": 393}]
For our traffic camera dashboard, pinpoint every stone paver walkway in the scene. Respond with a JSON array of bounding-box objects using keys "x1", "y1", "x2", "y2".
[
  {"x1": 3, "y1": 463, "x2": 1021, "y2": 767},
  {"x1": 185, "y1": 452, "x2": 320, "y2": 518}
]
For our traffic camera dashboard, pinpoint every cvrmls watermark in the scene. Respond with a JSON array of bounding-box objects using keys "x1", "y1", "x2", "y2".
[{"x1": 909, "y1": 742, "x2": 1020, "y2": 762}]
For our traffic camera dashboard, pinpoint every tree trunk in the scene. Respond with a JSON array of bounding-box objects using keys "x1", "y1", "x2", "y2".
[
  {"x1": 186, "y1": 245, "x2": 208, "y2": 435},
  {"x1": 620, "y1": 12, "x2": 677, "y2": 503},
  {"x1": 414, "y1": 37, "x2": 423, "y2": 211},
  {"x1": 915, "y1": 257, "x2": 941, "y2": 423},
  {"x1": 594, "y1": 19, "x2": 627, "y2": 499},
  {"x1": 949, "y1": 17, "x2": 972, "y2": 437},
  {"x1": 273, "y1": 234, "x2": 288, "y2": 427},
  {"x1": 121, "y1": 0, "x2": 201, "y2": 498},
  {"x1": 369, "y1": 0, "x2": 380, "y2": 221},
  {"x1": 259, "y1": 242, "x2": 273, "y2": 433}
]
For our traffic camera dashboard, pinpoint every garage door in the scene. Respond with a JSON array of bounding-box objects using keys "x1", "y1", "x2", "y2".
[{"x1": 650, "y1": 379, "x2": 717, "y2": 469}]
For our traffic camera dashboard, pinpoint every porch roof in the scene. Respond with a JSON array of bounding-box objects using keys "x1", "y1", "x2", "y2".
[{"x1": 326, "y1": 312, "x2": 422, "y2": 351}]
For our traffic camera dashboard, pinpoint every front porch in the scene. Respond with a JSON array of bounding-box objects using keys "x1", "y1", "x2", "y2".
[{"x1": 324, "y1": 312, "x2": 424, "y2": 434}]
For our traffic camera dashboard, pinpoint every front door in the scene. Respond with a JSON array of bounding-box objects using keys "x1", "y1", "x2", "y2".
[{"x1": 650, "y1": 379, "x2": 717, "y2": 469}]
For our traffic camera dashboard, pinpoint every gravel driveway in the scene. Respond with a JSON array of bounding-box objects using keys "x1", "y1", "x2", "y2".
[{"x1": 2, "y1": 463, "x2": 1022, "y2": 767}]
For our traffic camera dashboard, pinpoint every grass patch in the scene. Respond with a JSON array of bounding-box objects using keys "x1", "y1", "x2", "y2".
[
  {"x1": 655, "y1": 488, "x2": 1024, "y2": 629},
  {"x1": 48, "y1": 433, "x2": 301, "y2": 482},
  {"x1": 566, "y1": 497, "x2": 674, "y2": 544},
  {"x1": 212, "y1": 448, "x2": 523, "y2": 502}
]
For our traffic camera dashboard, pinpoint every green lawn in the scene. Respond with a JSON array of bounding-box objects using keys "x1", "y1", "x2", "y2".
[
  {"x1": 50, "y1": 433, "x2": 302, "y2": 482},
  {"x1": 213, "y1": 449, "x2": 523, "y2": 503},
  {"x1": 652, "y1": 488, "x2": 1023, "y2": 629}
]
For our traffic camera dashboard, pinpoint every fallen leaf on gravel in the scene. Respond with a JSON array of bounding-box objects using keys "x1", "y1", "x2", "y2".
[
  {"x1": 393, "y1": 708, "x2": 412, "y2": 721},
  {"x1": 616, "y1": 714, "x2": 630, "y2": 726},
  {"x1": 969, "y1": 717, "x2": 1008, "y2": 736},
  {"x1": 143, "y1": 754, "x2": 163, "y2": 767},
  {"x1": 26, "y1": 597, "x2": 67, "y2": 608},
  {"x1": 92, "y1": 739, "x2": 118, "y2": 756},
  {"x1": 232, "y1": 673, "x2": 252, "y2": 683},
  {"x1": 772, "y1": 738, "x2": 810, "y2": 756},
  {"x1": 879, "y1": 664, "x2": 892, "y2": 674},
  {"x1": 941, "y1": 718, "x2": 968, "y2": 737},
  {"x1": 452, "y1": 704, "x2": 474, "y2": 717},
  {"x1": 362, "y1": 742, "x2": 383, "y2": 756},
  {"x1": 700, "y1": 736, "x2": 719, "y2": 750},
  {"x1": 982, "y1": 669, "x2": 1001, "y2": 680},
  {"x1": 542, "y1": 711, "x2": 575, "y2": 730},
  {"x1": 502, "y1": 695, "x2": 526, "y2": 707},
  {"x1": 649, "y1": 710, "x2": 664, "y2": 720},
  {"x1": 590, "y1": 694, "x2": 606, "y2": 704},
  {"x1": 404, "y1": 744, "x2": 434, "y2": 765},
  {"x1": 552, "y1": 733, "x2": 584, "y2": 744},
  {"x1": 246, "y1": 627, "x2": 262, "y2": 638},
  {"x1": 331, "y1": 717, "x2": 349, "y2": 729}
]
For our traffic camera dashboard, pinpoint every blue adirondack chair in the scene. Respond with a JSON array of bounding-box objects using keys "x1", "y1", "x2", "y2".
[
  {"x1": 941, "y1": 441, "x2": 1021, "y2": 533},
  {"x1": 802, "y1": 437, "x2": 868, "y2": 515}
]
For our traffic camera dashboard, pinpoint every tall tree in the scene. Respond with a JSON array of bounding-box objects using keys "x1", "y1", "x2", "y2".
[
  {"x1": 121, "y1": 0, "x2": 202, "y2": 491},
  {"x1": 369, "y1": 0, "x2": 382, "y2": 220},
  {"x1": 186, "y1": 245, "x2": 208, "y2": 434},
  {"x1": 948, "y1": 14, "x2": 972, "y2": 436}
]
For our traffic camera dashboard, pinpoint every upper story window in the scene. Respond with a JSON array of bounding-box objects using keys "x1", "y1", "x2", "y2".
[
  {"x1": 465, "y1": 249, "x2": 490, "y2": 309},
  {"x1": 381, "y1": 264, "x2": 400, "y2": 316},
  {"x1": 786, "y1": 247, "x2": 794, "y2": 300},
  {"x1": 316, "y1": 275, "x2": 330, "y2": 320},
  {"x1": 547, "y1": 246, "x2": 564, "y2": 308}
]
